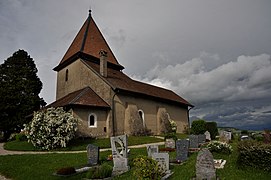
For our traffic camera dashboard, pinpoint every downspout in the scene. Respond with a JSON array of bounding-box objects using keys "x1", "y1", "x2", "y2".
[
  {"x1": 187, "y1": 106, "x2": 194, "y2": 134},
  {"x1": 111, "y1": 89, "x2": 118, "y2": 136}
]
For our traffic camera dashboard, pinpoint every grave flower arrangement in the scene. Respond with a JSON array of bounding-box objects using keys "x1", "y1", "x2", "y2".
[
  {"x1": 24, "y1": 107, "x2": 79, "y2": 150},
  {"x1": 207, "y1": 141, "x2": 233, "y2": 154}
]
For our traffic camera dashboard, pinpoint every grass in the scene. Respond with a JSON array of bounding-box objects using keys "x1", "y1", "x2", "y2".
[
  {"x1": 4, "y1": 136, "x2": 163, "y2": 151},
  {"x1": 1, "y1": 136, "x2": 271, "y2": 180}
]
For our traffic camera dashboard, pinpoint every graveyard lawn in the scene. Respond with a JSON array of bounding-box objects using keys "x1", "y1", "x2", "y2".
[
  {"x1": 1, "y1": 138, "x2": 271, "y2": 179},
  {"x1": 4, "y1": 136, "x2": 163, "y2": 151}
]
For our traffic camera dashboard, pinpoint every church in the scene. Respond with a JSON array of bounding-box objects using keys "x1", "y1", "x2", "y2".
[{"x1": 49, "y1": 10, "x2": 193, "y2": 138}]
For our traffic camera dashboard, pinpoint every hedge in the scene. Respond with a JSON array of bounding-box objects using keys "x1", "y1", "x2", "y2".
[{"x1": 237, "y1": 140, "x2": 271, "y2": 171}]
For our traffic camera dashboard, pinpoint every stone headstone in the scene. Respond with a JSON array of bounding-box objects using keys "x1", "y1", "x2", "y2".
[
  {"x1": 165, "y1": 138, "x2": 175, "y2": 149},
  {"x1": 110, "y1": 134, "x2": 129, "y2": 174},
  {"x1": 176, "y1": 139, "x2": 189, "y2": 162},
  {"x1": 189, "y1": 135, "x2": 199, "y2": 148},
  {"x1": 151, "y1": 152, "x2": 169, "y2": 173},
  {"x1": 220, "y1": 131, "x2": 231, "y2": 143},
  {"x1": 198, "y1": 134, "x2": 206, "y2": 144},
  {"x1": 146, "y1": 145, "x2": 159, "y2": 157},
  {"x1": 196, "y1": 148, "x2": 216, "y2": 180},
  {"x1": 263, "y1": 130, "x2": 271, "y2": 144},
  {"x1": 87, "y1": 144, "x2": 99, "y2": 165},
  {"x1": 204, "y1": 131, "x2": 211, "y2": 141}
]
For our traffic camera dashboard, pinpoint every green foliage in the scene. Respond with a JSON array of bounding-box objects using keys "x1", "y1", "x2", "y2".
[
  {"x1": 241, "y1": 130, "x2": 249, "y2": 135},
  {"x1": 86, "y1": 163, "x2": 112, "y2": 179},
  {"x1": 237, "y1": 140, "x2": 271, "y2": 171},
  {"x1": 191, "y1": 119, "x2": 206, "y2": 135},
  {"x1": 207, "y1": 141, "x2": 233, "y2": 155},
  {"x1": 164, "y1": 132, "x2": 177, "y2": 141},
  {"x1": 24, "y1": 107, "x2": 78, "y2": 150},
  {"x1": 205, "y1": 121, "x2": 218, "y2": 140},
  {"x1": 133, "y1": 155, "x2": 164, "y2": 180},
  {"x1": 15, "y1": 133, "x2": 27, "y2": 142},
  {"x1": 56, "y1": 167, "x2": 76, "y2": 175},
  {"x1": 0, "y1": 50, "x2": 46, "y2": 139}
]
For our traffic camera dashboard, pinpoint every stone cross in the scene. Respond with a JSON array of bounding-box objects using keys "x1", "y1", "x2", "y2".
[
  {"x1": 176, "y1": 139, "x2": 189, "y2": 162},
  {"x1": 86, "y1": 144, "x2": 99, "y2": 166},
  {"x1": 196, "y1": 148, "x2": 216, "y2": 180},
  {"x1": 110, "y1": 134, "x2": 129, "y2": 174}
]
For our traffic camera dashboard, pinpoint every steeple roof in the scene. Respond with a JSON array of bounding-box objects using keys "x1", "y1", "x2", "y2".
[{"x1": 54, "y1": 10, "x2": 121, "y2": 71}]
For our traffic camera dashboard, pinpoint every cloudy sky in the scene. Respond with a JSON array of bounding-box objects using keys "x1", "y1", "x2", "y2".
[{"x1": 1, "y1": 0, "x2": 271, "y2": 130}]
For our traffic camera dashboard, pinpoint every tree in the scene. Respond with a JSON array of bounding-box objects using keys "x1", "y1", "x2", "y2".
[
  {"x1": 191, "y1": 119, "x2": 206, "y2": 135},
  {"x1": 0, "y1": 49, "x2": 46, "y2": 139}
]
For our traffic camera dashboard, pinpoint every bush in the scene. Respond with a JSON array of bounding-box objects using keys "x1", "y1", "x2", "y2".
[
  {"x1": 86, "y1": 163, "x2": 112, "y2": 179},
  {"x1": 207, "y1": 141, "x2": 233, "y2": 154},
  {"x1": 191, "y1": 119, "x2": 206, "y2": 135},
  {"x1": 15, "y1": 133, "x2": 27, "y2": 141},
  {"x1": 133, "y1": 155, "x2": 164, "y2": 180},
  {"x1": 237, "y1": 140, "x2": 271, "y2": 171},
  {"x1": 56, "y1": 167, "x2": 76, "y2": 175},
  {"x1": 24, "y1": 107, "x2": 79, "y2": 150},
  {"x1": 205, "y1": 122, "x2": 218, "y2": 140}
]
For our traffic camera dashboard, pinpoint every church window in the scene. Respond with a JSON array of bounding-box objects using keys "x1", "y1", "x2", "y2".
[
  {"x1": 88, "y1": 113, "x2": 97, "y2": 128},
  {"x1": 65, "y1": 69, "x2": 69, "y2": 81},
  {"x1": 138, "y1": 109, "x2": 145, "y2": 127}
]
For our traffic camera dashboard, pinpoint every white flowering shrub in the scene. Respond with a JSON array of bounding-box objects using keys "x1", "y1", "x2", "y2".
[
  {"x1": 24, "y1": 107, "x2": 78, "y2": 150},
  {"x1": 207, "y1": 141, "x2": 233, "y2": 154},
  {"x1": 169, "y1": 119, "x2": 177, "y2": 133}
]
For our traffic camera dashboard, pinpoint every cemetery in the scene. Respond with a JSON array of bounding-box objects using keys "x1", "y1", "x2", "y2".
[{"x1": 1, "y1": 120, "x2": 271, "y2": 179}]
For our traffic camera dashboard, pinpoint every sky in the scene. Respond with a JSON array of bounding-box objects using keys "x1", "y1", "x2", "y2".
[{"x1": 1, "y1": 0, "x2": 271, "y2": 130}]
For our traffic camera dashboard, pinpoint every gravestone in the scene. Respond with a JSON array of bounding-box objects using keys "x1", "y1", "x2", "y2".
[
  {"x1": 146, "y1": 145, "x2": 159, "y2": 157},
  {"x1": 110, "y1": 134, "x2": 129, "y2": 174},
  {"x1": 204, "y1": 131, "x2": 211, "y2": 141},
  {"x1": 198, "y1": 134, "x2": 206, "y2": 144},
  {"x1": 196, "y1": 148, "x2": 216, "y2": 180},
  {"x1": 165, "y1": 138, "x2": 175, "y2": 149},
  {"x1": 86, "y1": 144, "x2": 99, "y2": 165},
  {"x1": 220, "y1": 131, "x2": 231, "y2": 143},
  {"x1": 264, "y1": 130, "x2": 271, "y2": 144},
  {"x1": 176, "y1": 139, "x2": 189, "y2": 162},
  {"x1": 189, "y1": 135, "x2": 199, "y2": 148},
  {"x1": 151, "y1": 152, "x2": 170, "y2": 173}
]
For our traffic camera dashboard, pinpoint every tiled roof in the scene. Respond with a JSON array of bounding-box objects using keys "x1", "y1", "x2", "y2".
[
  {"x1": 54, "y1": 11, "x2": 120, "y2": 70},
  {"x1": 83, "y1": 60, "x2": 193, "y2": 107},
  {"x1": 47, "y1": 86, "x2": 110, "y2": 108}
]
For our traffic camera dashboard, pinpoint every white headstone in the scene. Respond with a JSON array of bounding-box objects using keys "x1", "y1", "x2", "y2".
[
  {"x1": 146, "y1": 145, "x2": 159, "y2": 157},
  {"x1": 110, "y1": 134, "x2": 129, "y2": 174},
  {"x1": 204, "y1": 131, "x2": 211, "y2": 141},
  {"x1": 151, "y1": 152, "x2": 169, "y2": 173}
]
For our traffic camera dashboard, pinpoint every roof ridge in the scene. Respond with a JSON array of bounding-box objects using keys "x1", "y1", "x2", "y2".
[
  {"x1": 69, "y1": 87, "x2": 90, "y2": 104},
  {"x1": 80, "y1": 12, "x2": 92, "y2": 52}
]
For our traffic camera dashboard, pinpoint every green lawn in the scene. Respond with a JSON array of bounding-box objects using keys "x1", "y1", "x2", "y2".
[
  {"x1": 4, "y1": 136, "x2": 163, "y2": 151},
  {"x1": 1, "y1": 136, "x2": 271, "y2": 180}
]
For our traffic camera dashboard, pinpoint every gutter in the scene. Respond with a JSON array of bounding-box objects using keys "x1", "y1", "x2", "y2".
[{"x1": 187, "y1": 106, "x2": 194, "y2": 134}]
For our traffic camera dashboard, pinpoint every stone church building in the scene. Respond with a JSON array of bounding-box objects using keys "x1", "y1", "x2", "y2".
[{"x1": 49, "y1": 11, "x2": 193, "y2": 138}]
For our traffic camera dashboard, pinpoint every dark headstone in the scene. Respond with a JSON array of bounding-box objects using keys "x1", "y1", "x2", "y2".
[
  {"x1": 87, "y1": 144, "x2": 99, "y2": 165},
  {"x1": 189, "y1": 135, "x2": 199, "y2": 148},
  {"x1": 198, "y1": 134, "x2": 206, "y2": 144},
  {"x1": 176, "y1": 139, "x2": 189, "y2": 162},
  {"x1": 196, "y1": 149, "x2": 216, "y2": 180},
  {"x1": 264, "y1": 130, "x2": 271, "y2": 144}
]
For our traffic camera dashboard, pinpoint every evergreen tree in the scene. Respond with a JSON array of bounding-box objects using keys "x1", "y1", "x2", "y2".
[{"x1": 0, "y1": 49, "x2": 46, "y2": 139}]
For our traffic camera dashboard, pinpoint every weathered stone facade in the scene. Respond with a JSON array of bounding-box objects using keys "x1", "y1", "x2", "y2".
[{"x1": 52, "y1": 12, "x2": 193, "y2": 138}]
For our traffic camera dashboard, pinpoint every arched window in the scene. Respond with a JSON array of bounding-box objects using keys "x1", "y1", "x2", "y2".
[
  {"x1": 65, "y1": 69, "x2": 69, "y2": 81},
  {"x1": 138, "y1": 109, "x2": 145, "y2": 127},
  {"x1": 88, "y1": 113, "x2": 97, "y2": 128}
]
